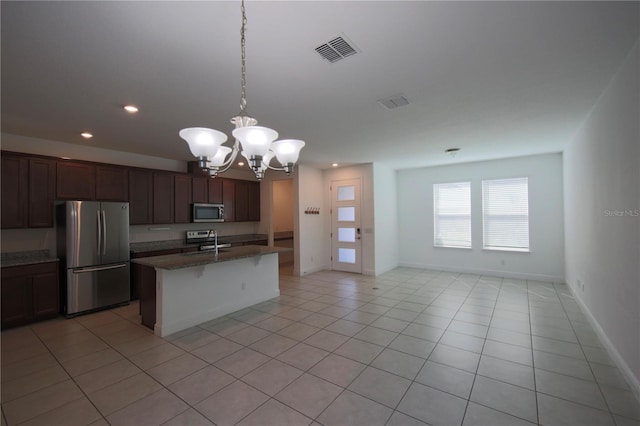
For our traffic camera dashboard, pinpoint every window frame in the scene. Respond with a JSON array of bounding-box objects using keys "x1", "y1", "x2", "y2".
[
  {"x1": 481, "y1": 177, "x2": 530, "y2": 253},
  {"x1": 433, "y1": 181, "x2": 472, "y2": 249}
]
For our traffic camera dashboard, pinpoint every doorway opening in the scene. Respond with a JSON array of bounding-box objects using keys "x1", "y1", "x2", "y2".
[{"x1": 272, "y1": 179, "x2": 294, "y2": 274}]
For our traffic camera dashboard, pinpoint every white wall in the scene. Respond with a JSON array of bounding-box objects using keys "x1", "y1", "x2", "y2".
[
  {"x1": 323, "y1": 164, "x2": 376, "y2": 275},
  {"x1": 397, "y1": 153, "x2": 564, "y2": 281},
  {"x1": 295, "y1": 165, "x2": 325, "y2": 275},
  {"x1": 564, "y1": 42, "x2": 639, "y2": 391},
  {"x1": 373, "y1": 163, "x2": 399, "y2": 275},
  {"x1": 1, "y1": 133, "x2": 187, "y2": 172}
]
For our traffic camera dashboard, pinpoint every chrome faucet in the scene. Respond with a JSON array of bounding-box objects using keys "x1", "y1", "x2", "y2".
[{"x1": 207, "y1": 229, "x2": 218, "y2": 256}]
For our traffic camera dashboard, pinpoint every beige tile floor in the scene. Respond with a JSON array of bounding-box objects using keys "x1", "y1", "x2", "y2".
[{"x1": 2, "y1": 267, "x2": 640, "y2": 426}]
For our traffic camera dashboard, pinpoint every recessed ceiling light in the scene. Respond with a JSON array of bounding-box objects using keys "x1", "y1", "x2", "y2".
[
  {"x1": 124, "y1": 105, "x2": 139, "y2": 113},
  {"x1": 332, "y1": 163, "x2": 339, "y2": 167},
  {"x1": 80, "y1": 132, "x2": 93, "y2": 139},
  {"x1": 237, "y1": 161, "x2": 245, "y2": 167}
]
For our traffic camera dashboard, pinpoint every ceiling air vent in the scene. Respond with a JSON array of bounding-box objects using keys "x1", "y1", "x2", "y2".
[
  {"x1": 315, "y1": 35, "x2": 359, "y2": 63},
  {"x1": 377, "y1": 95, "x2": 410, "y2": 110}
]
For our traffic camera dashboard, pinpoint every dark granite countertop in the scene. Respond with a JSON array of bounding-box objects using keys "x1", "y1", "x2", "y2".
[
  {"x1": 131, "y1": 245, "x2": 291, "y2": 270},
  {"x1": 1, "y1": 250, "x2": 59, "y2": 267},
  {"x1": 274, "y1": 231, "x2": 293, "y2": 240},
  {"x1": 129, "y1": 234, "x2": 268, "y2": 253}
]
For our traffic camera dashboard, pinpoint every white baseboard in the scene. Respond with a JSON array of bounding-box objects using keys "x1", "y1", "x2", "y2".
[
  {"x1": 372, "y1": 263, "x2": 400, "y2": 276},
  {"x1": 566, "y1": 282, "x2": 640, "y2": 401},
  {"x1": 398, "y1": 261, "x2": 564, "y2": 283},
  {"x1": 298, "y1": 265, "x2": 324, "y2": 276}
]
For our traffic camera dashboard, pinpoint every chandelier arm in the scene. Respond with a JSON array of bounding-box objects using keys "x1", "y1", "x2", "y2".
[
  {"x1": 216, "y1": 141, "x2": 241, "y2": 173},
  {"x1": 266, "y1": 164, "x2": 286, "y2": 171}
]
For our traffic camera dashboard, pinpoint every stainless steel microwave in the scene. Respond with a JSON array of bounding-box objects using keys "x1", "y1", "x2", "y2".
[{"x1": 192, "y1": 203, "x2": 224, "y2": 223}]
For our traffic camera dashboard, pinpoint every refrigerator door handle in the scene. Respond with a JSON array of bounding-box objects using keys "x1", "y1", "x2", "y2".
[
  {"x1": 96, "y1": 210, "x2": 102, "y2": 255},
  {"x1": 101, "y1": 210, "x2": 107, "y2": 256},
  {"x1": 72, "y1": 263, "x2": 128, "y2": 274}
]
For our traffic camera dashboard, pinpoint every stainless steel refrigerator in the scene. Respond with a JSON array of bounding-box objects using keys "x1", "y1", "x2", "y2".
[{"x1": 57, "y1": 201, "x2": 130, "y2": 316}]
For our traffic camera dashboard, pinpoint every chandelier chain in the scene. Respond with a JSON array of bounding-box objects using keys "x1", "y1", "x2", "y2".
[{"x1": 239, "y1": 0, "x2": 247, "y2": 116}]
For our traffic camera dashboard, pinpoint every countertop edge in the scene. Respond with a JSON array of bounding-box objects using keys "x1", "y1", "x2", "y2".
[
  {"x1": 132, "y1": 245, "x2": 291, "y2": 270},
  {"x1": 1, "y1": 258, "x2": 60, "y2": 268}
]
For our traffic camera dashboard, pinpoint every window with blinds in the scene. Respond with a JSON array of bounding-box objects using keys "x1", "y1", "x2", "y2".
[
  {"x1": 482, "y1": 177, "x2": 529, "y2": 251},
  {"x1": 433, "y1": 182, "x2": 471, "y2": 248}
]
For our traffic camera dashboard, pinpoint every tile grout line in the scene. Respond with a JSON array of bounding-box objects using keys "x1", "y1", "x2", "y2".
[{"x1": 458, "y1": 274, "x2": 500, "y2": 425}]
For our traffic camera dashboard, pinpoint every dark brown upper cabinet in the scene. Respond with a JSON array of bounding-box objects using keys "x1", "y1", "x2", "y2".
[
  {"x1": 1, "y1": 155, "x2": 28, "y2": 228},
  {"x1": 1, "y1": 154, "x2": 55, "y2": 229},
  {"x1": 153, "y1": 172, "x2": 174, "y2": 224},
  {"x1": 28, "y1": 158, "x2": 55, "y2": 227},
  {"x1": 192, "y1": 177, "x2": 208, "y2": 204},
  {"x1": 208, "y1": 178, "x2": 223, "y2": 204},
  {"x1": 56, "y1": 161, "x2": 95, "y2": 200},
  {"x1": 174, "y1": 174, "x2": 192, "y2": 224},
  {"x1": 129, "y1": 169, "x2": 153, "y2": 225},
  {"x1": 222, "y1": 178, "x2": 235, "y2": 222},
  {"x1": 96, "y1": 165, "x2": 129, "y2": 201}
]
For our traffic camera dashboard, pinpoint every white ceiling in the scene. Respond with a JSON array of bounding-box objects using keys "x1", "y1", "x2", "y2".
[{"x1": 2, "y1": 1, "x2": 638, "y2": 170}]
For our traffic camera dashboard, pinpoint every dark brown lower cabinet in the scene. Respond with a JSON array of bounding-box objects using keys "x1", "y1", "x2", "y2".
[{"x1": 1, "y1": 262, "x2": 59, "y2": 329}]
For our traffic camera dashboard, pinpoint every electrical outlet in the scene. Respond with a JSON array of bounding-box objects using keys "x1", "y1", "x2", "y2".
[
  {"x1": 241, "y1": 282, "x2": 246, "y2": 290},
  {"x1": 500, "y1": 259, "x2": 505, "y2": 266},
  {"x1": 577, "y1": 280, "x2": 583, "y2": 292}
]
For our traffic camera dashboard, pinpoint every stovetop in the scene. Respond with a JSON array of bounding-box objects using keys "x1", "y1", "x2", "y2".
[{"x1": 186, "y1": 230, "x2": 230, "y2": 250}]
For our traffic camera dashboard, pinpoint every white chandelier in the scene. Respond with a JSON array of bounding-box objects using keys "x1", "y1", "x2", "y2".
[{"x1": 179, "y1": 0, "x2": 305, "y2": 181}]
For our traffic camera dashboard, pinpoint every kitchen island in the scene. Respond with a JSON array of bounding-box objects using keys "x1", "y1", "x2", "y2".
[{"x1": 132, "y1": 245, "x2": 290, "y2": 337}]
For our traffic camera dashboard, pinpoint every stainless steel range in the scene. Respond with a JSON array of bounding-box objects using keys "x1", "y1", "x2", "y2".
[{"x1": 186, "y1": 230, "x2": 231, "y2": 251}]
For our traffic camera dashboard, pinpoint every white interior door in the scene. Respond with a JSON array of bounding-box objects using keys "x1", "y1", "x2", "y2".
[{"x1": 331, "y1": 178, "x2": 362, "y2": 273}]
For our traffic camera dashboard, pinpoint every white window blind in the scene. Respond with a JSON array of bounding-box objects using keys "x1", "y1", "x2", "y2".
[
  {"x1": 482, "y1": 177, "x2": 529, "y2": 251},
  {"x1": 433, "y1": 182, "x2": 471, "y2": 248}
]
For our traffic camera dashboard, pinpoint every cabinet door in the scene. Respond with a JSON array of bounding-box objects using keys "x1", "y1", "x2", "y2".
[
  {"x1": 96, "y1": 165, "x2": 129, "y2": 201},
  {"x1": 208, "y1": 178, "x2": 223, "y2": 204},
  {"x1": 129, "y1": 169, "x2": 153, "y2": 225},
  {"x1": 57, "y1": 161, "x2": 96, "y2": 200},
  {"x1": 1, "y1": 275, "x2": 32, "y2": 329},
  {"x1": 248, "y1": 181, "x2": 261, "y2": 222},
  {"x1": 1, "y1": 155, "x2": 28, "y2": 228},
  {"x1": 192, "y1": 177, "x2": 208, "y2": 204},
  {"x1": 28, "y1": 158, "x2": 55, "y2": 228},
  {"x1": 234, "y1": 180, "x2": 250, "y2": 222},
  {"x1": 32, "y1": 271, "x2": 59, "y2": 320},
  {"x1": 222, "y1": 178, "x2": 235, "y2": 222},
  {"x1": 174, "y1": 175, "x2": 192, "y2": 224},
  {"x1": 153, "y1": 173, "x2": 174, "y2": 224}
]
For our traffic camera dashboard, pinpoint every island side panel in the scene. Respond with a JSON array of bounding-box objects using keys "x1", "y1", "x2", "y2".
[
  {"x1": 154, "y1": 252, "x2": 280, "y2": 337},
  {"x1": 136, "y1": 263, "x2": 157, "y2": 330}
]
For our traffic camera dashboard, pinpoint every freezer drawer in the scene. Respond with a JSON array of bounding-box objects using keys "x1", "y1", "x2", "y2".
[{"x1": 66, "y1": 263, "x2": 130, "y2": 315}]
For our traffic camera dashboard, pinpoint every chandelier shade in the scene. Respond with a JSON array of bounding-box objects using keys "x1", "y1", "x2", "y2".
[
  {"x1": 232, "y1": 126, "x2": 279, "y2": 158},
  {"x1": 179, "y1": 127, "x2": 228, "y2": 158},
  {"x1": 271, "y1": 139, "x2": 306, "y2": 166}
]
